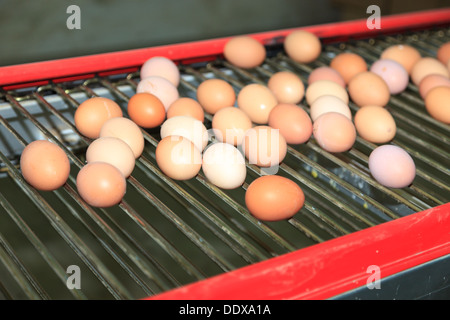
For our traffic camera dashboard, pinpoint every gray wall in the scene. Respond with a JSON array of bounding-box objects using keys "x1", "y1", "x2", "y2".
[{"x1": 0, "y1": 0, "x2": 447, "y2": 66}]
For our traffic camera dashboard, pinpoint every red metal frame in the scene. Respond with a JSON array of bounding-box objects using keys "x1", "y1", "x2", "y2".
[
  {"x1": 148, "y1": 203, "x2": 450, "y2": 300},
  {"x1": 1, "y1": 8, "x2": 449, "y2": 300}
]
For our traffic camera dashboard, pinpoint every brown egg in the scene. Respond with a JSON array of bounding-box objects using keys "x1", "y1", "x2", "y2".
[
  {"x1": 167, "y1": 97, "x2": 204, "y2": 122},
  {"x1": 437, "y1": 42, "x2": 450, "y2": 65},
  {"x1": 380, "y1": 44, "x2": 421, "y2": 75},
  {"x1": 76, "y1": 162, "x2": 127, "y2": 208},
  {"x1": 313, "y1": 112, "x2": 356, "y2": 153},
  {"x1": 284, "y1": 30, "x2": 321, "y2": 63},
  {"x1": 212, "y1": 107, "x2": 252, "y2": 146},
  {"x1": 245, "y1": 175, "x2": 305, "y2": 221},
  {"x1": 155, "y1": 135, "x2": 202, "y2": 180},
  {"x1": 411, "y1": 57, "x2": 450, "y2": 86},
  {"x1": 242, "y1": 125, "x2": 287, "y2": 167},
  {"x1": 74, "y1": 97, "x2": 123, "y2": 139},
  {"x1": 237, "y1": 83, "x2": 278, "y2": 124},
  {"x1": 330, "y1": 52, "x2": 367, "y2": 84},
  {"x1": 99, "y1": 117, "x2": 145, "y2": 159},
  {"x1": 20, "y1": 140, "x2": 70, "y2": 191},
  {"x1": 127, "y1": 92, "x2": 166, "y2": 129},
  {"x1": 268, "y1": 103, "x2": 312, "y2": 144},
  {"x1": 196, "y1": 79, "x2": 236, "y2": 115},
  {"x1": 354, "y1": 106, "x2": 396, "y2": 143},
  {"x1": 424, "y1": 86, "x2": 450, "y2": 124},
  {"x1": 305, "y1": 80, "x2": 349, "y2": 105},
  {"x1": 223, "y1": 36, "x2": 266, "y2": 69},
  {"x1": 418, "y1": 74, "x2": 450, "y2": 99},
  {"x1": 308, "y1": 66, "x2": 346, "y2": 88},
  {"x1": 348, "y1": 71, "x2": 390, "y2": 107},
  {"x1": 267, "y1": 71, "x2": 305, "y2": 104}
]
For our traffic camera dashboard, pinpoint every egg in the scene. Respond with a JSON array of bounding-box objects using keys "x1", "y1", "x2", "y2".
[
  {"x1": 127, "y1": 92, "x2": 166, "y2": 129},
  {"x1": 242, "y1": 125, "x2": 287, "y2": 167},
  {"x1": 424, "y1": 86, "x2": 450, "y2": 124},
  {"x1": 167, "y1": 97, "x2": 205, "y2": 122},
  {"x1": 99, "y1": 117, "x2": 144, "y2": 159},
  {"x1": 237, "y1": 83, "x2": 278, "y2": 124},
  {"x1": 267, "y1": 71, "x2": 305, "y2": 104},
  {"x1": 330, "y1": 52, "x2": 367, "y2": 84},
  {"x1": 86, "y1": 137, "x2": 136, "y2": 178},
  {"x1": 305, "y1": 80, "x2": 349, "y2": 105},
  {"x1": 76, "y1": 162, "x2": 127, "y2": 208},
  {"x1": 309, "y1": 95, "x2": 352, "y2": 122},
  {"x1": 136, "y1": 76, "x2": 179, "y2": 111},
  {"x1": 380, "y1": 44, "x2": 421, "y2": 75},
  {"x1": 313, "y1": 112, "x2": 356, "y2": 153},
  {"x1": 284, "y1": 30, "x2": 321, "y2": 64},
  {"x1": 201, "y1": 142, "x2": 247, "y2": 189},
  {"x1": 411, "y1": 57, "x2": 450, "y2": 86},
  {"x1": 308, "y1": 66, "x2": 346, "y2": 88},
  {"x1": 155, "y1": 135, "x2": 202, "y2": 180},
  {"x1": 140, "y1": 56, "x2": 180, "y2": 87},
  {"x1": 354, "y1": 106, "x2": 396, "y2": 143},
  {"x1": 160, "y1": 116, "x2": 208, "y2": 152},
  {"x1": 419, "y1": 74, "x2": 450, "y2": 99},
  {"x1": 196, "y1": 79, "x2": 236, "y2": 115},
  {"x1": 268, "y1": 103, "x2": 313, "y2": 144},
  {"x1": 223, "y1": 36, "x2": 266, "y2": 69},
  {"x1": 20, "y1": 140, "x2": 70, "y2": 191},
  {"x1": 437, "y1": 41, "x2": 450, "y2": 65},
  {"x1": 74, "y1": 97, "x2": 123, "y2": 139},
  {"x1": 368, "y1": 145, "x2": 415, "y2": 188},
  {"x1": 370, "y1": 59, "x2": 409, "y2": 95},
  {"x1": 348, "y1": 71, "x2": 391, "y2": 107},
  {"x1": 245, "y1": 175, "x2": 305, "y2": 221},
  {"x1": 211, "y1": 106, "x2": 252, "y2": 146}
]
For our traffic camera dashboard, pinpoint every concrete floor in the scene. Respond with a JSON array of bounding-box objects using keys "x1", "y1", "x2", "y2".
[{"x1": 0, "y1": 0, "x2": 448, "y2": 66}]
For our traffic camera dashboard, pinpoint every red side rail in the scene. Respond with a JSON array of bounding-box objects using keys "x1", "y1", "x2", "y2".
[
  {"x1": 148, "y1": 203, "x2": 450, "y2": 300},
  {"x1": 0, "y1": 8, "x2": 450, "y2": 89}
]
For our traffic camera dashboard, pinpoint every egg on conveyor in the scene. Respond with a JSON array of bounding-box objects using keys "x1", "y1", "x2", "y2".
[
  {"x1": 74, "y1": 97, "x2": 123, "y2": 139},
  {"x1": 86, "y1": 137, "x2": 136, "y2": 178},
  {"x1": 155, "y1": 135, "x2": 202, "y2": 181},
  {"x1": 368, "y1": 145, "x2": 416, "y2": 189},
  {"x1": 201, "y1": 142, "x2": 247, "y2": 190},
  {"x1": 76, "y1": 162, "x2": 127, "y2": 208},
  {"x1": 20, "y1": 140, "x2": 70, "y2": 191},
  {"x1": 160, "y1": 116, "x2": 208, "y2": 152},
  {"x1": 245, "y1": 175, "x2": 305, "y2": 221}
]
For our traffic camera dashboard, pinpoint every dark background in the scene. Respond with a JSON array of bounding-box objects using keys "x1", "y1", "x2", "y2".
[{"x1": 0, "y1": 0, "x2": 448, "y2": 66}]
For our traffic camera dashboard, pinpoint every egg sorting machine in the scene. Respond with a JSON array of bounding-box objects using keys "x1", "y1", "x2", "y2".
[{"x1": 0, "y1": 8, "x2": 449, "y2": 300}]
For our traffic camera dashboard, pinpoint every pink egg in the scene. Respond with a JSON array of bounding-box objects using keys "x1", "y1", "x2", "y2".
[
  {"x1": 136, "y1": 76, "x2": 179, "y2": 111},
  {"x1": 368, "y1": 145, "x2": 415, "y2": 188},
  {"x1": 370, "y1": 59, "x2": 409, "y2": 95},
  {"x1": 140, "y1": 56, "x2": 180, "y2": 87}
]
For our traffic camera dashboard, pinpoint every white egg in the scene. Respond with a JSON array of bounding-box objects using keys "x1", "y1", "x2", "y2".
[
  {"x1": 160, "y1": 116, "x2": 209, "y2": 151},
  {"x1": 202, "y1": 142, "x2": 246, "y2": 189}
]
